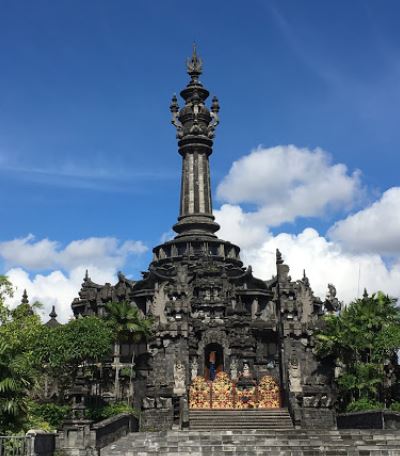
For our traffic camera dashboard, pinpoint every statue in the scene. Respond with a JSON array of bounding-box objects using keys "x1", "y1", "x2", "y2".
[
  {"x1": 325, "y1": 283, "x2": 341, "y2": 313},
  {"x1": 242, "y1": 362, "x2": 251, "y2": 379},
  {"x1": 173, "y1": 361, "x2": 186, "y2": 395},
  {"x1": 230, "y1": 358, "x2": 238, "y2": 381},
  {"x1": 191, "y1": 358, "x2": 198, "y2": 381}
]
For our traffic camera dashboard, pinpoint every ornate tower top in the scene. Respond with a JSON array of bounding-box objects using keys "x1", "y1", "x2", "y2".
[
  {"x1": 170, "y1": 46, "x2": 220, "y2": 237},
  {"x1": 170, "y1": 44, "x2": 220, "y2": 150}
]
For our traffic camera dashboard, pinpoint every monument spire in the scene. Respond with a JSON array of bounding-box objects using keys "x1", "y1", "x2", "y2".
[{"x1": 170, "y1": 46, "x2": 220, "y2": 238}]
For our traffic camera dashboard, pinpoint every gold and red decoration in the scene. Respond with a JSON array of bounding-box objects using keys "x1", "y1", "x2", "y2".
[
  {"x1": 236, "y1": 383, "x2": 257, "y2": 409},
  {"x1": 189, "y1": 376, "x2": 211, "y2": 409},
  {"x1": 189, "y1": 373, "x2": 281, "y2": 409},
  {"x1": 211, "y1": 372, "x2": 234, "y2": 408},
  {"x1": 258, "y1": 375, "x2": 281, "y2": 408}
]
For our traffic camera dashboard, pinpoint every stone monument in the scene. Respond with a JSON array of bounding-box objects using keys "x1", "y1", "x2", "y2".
[{"x1": 71, "y1": 46, "x2": 337, "y2": 430}]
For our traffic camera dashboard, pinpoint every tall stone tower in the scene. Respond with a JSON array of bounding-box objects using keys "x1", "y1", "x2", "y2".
[{"x1": 72, "y1": 47, "x2": 338, "y2": 430}]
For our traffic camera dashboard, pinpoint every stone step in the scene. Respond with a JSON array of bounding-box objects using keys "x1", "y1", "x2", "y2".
[
  {"x1": 189, "y1": 407, "x2": 293, "y2": 430},
  {"x1": 101, "y1": 429, "x2": 400, "y2": 456}
]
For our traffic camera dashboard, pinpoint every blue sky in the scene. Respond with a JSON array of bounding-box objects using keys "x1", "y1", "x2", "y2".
[{"x1": 1, "y1": 1, "x2": 400, "y2": 320}]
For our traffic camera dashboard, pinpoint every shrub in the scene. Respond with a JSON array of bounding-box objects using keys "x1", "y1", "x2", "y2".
[
  {"x1": 389, "y1": 402, "x2": 400, "y2": 412},
  {"x1": 86, "y1": 402, "x2": 138, "y2": 422},
  {"x1": 28, "y1": 402, "x2": 70, "y2": 430},
  {"x1": 346, "y1": 398, "x2": 384, "y2": 412}
]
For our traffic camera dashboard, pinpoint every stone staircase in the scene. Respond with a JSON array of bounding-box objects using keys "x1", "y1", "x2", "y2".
[
  {"x1": 189, "y1": 408, "x2": 294, "y2": 430},
  {"x1": 101, "y1": 429, "x2": 400, "y2": 455}
]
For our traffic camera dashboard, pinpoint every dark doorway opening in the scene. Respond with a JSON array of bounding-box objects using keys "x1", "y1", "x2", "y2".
[{"x1": 204, "y1": 343, "x2": 224, "y2": 381}]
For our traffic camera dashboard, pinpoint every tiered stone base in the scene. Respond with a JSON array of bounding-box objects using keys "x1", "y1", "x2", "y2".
[{"x1": 101, "y1": 429, "x2": 400, "y2": 455}]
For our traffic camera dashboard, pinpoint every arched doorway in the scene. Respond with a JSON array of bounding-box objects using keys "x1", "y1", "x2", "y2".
[{"x1": 204, "y1": 343, "x2": 224, "y2": 380}]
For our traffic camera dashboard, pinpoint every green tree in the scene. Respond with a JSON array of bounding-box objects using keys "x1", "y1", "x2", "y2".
[
  {"x1": 316, "y1": 291, "x2": 400, "y2": 411},
  {"x1": 0, "y1": 278, "x2": 46, "y2": 432},
  {"x1": 36, "y1": 316, "x2": 114, "y2": 399},
  {"x1": 105, "y1": 301, "x2": 153, "y2": 402},
  {"x1": 0, "y1": 340, "x2": 34, "y2": 433}
]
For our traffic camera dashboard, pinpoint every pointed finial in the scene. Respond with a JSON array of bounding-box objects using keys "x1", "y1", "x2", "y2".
[
  {"x1": 363, "y1": 288, "x2": 368, "y2": 299},
  {"x1": 276, "y1": 249, "x2": 283, "y2": 265},
  {"x1": 302, "y1": 269, "x2": 310, "y2": 287},
  {"x1": 187, "y1": 43, "x2": 203, "y2": 78},
  {"x1": 49, "y1": 305, "x2": 57, "y2": 319},
  {"x1": 84, "y1": 269, "x2": 89, "y2": 281},
  {"x1": 21, "y1": 289, "x2": 29, "y2": 305}
]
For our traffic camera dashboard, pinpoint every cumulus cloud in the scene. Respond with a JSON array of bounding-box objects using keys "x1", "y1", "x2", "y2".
[
  {"x1": 215, "y1": 146, "x2": 400, "y2": 305},
  {"x1": 1, "y1": 235, "x2": 148, "y2": 322},
  {"x1": 329, "y1": 187, "x2": 400, "y2": 255},
  {"x1": 217, "y1": 145, "x2": 362, "y2": 227},
  {"x1": 0, "y1": 235, "x2": 147, "y2": 271},
  {"x1": 241, "y1": 228, "x2": 400, "y2": 305},
  {"x1": 5, "y1": 266, "x2": 116, "y2": 323}
]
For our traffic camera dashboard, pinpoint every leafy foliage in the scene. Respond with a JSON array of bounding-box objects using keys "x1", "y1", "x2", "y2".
[
  {"x1": 346, "y1": 398, "x2": 384, "y2": 412},
  {"x1": 85, "y1": 401, "x2": 138, "y2": 422},
  {"x1": 0, "y1": 340, "x2": 34, "y2": 433},
  {"x1": 28, "y1": 402, "x2": 70, "y2": 430},
  {"x1": 105, "y1": 301, "x2": 153, "y2": 344},
  {"x1": 316, "y1": 292, "x2": 400, "y2": 411}
]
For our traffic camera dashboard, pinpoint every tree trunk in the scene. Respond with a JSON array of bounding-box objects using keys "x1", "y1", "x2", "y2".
[{"x1": 114, "y1": 341, "x2": 121, "y2": 401}]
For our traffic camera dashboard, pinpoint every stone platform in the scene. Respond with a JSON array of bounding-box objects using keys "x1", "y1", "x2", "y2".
[{"x1": 101, "y1": 429, "x2": 400, "y2": 455}]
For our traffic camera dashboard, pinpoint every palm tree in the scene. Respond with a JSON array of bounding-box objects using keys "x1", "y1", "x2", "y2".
[
  {"x1": 105, "y1": 301, "x2": 153, "y2": 403},
  {"x1": 0, "y1": 340, "x2": 32, "y2": 432}
]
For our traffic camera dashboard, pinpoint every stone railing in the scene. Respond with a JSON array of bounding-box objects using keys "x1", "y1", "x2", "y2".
[
  {"x1": 337, "y1": 410, "x2": 400, "y2": 430},
  {"x1": 92, "y1": 413, "x2": 138, "y2": 450},
  {"x1": 57, "y1": 413, "x2": 138, "y2": 455}
]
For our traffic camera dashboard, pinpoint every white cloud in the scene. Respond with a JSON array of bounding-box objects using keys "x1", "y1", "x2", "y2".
[
  {"x1": 216, "y1": 145, "x2": 362, "y2": 227},
  {"x1": 329, "y1": 187, "x2": 400, "y2": 255},
  {"x1": 215, "y1": 146, "x2": 400, "y2": 305},
  {"x1": 1, "y1": 235, "x2": 148, "y2": 322},
  {"x1": 215, "y1": 204, "x2": 267, "y2": 250},
  {"x1": 5, "y1": 266, "x2": 117, "y2": 323},
  {"x1": 241, "y1": 228, "x2": 400, "y2": 305},
  {"x1": 0, "y1": 235, "x2": 147, "y2": 271}
]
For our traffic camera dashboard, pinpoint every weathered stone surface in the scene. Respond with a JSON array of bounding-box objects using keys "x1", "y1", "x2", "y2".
[{"x1": 100, "y1": 429, "x2": 400, "y2": 456}]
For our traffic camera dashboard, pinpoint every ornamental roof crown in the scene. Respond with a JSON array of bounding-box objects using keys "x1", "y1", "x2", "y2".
[{"x1": 170, "y1": 45, "x2": 220, "y2": 143}]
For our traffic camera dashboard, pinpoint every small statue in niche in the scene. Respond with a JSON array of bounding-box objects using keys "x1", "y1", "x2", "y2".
[
  {"x1": 242, "y1": 362, "x2": 251, "y2": 379},
  {"x1": 173, "y1": 361, "x2": 186, "y2": 395},
  {"x1": 191, "y1": 358, "x2": 198, "y2": 381},
  {"x1": 230, "y1": 358, "x2": 238, "y2": 381}
]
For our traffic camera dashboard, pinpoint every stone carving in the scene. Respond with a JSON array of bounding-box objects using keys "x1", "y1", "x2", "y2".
[
  {"x1": 230, "y1": 358, "x2": 238, "y2": 381},
  {"x1": 242, "y1": 363, "x2": 251, "y2": 379},
  {"x1": 150, "y1": 282, "x2": 168, "y2": 324},
  {"x1": 191, "y1": 358, "x2": 198, "y2": 381},
  {"x1": 173, "y1": 361, "x2": 186, "y2": 395},
  {"x1": 325, "y1": 283, "x2": 341, "y2": 313},
  {"x1": 288, "y1": 355, "x2": 302, "y2": 394}
]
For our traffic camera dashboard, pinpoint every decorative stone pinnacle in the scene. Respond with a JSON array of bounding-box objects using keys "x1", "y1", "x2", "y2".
[
  {"x1": 187, "y1": 43, "x2": 203, "y2": 78},
  {"x1": 21, "y1": 289, "x2": 29, "y2": 304},
  {"x1": 49, "y1": 305, "x2": 57, "y2": 319},
  {"x1": 276, "y1": 249, "x2": 283, "y2": 265}
]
